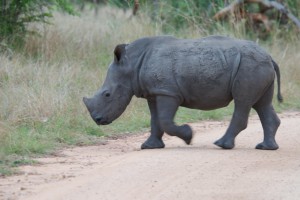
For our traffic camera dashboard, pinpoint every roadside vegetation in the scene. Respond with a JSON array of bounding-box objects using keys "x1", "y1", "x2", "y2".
[{"x1": 0, "y1": 1, "x2": 299, "y2": 175}]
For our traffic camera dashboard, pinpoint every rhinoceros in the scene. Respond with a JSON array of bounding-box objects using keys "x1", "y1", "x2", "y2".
[{"x1": 83, "y1": 35, "x2": 283, "y2": 150}]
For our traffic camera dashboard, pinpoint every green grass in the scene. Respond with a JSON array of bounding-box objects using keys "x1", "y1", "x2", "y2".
[
  {"x1": 0, "y1": 5, "x2": 299, "y2": 176},
  {"x1": 0, "y1": 156, "x2": 38, "y2": 176}
]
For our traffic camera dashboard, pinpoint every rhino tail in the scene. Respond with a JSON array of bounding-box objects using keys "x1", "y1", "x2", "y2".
[{"x1": 272, "y1": 60, "x2": 283, "y2": 103}]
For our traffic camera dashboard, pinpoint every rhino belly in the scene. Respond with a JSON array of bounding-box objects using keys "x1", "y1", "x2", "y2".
[
  {"x1": 181, "y1": 92, "x2": 233, "y2": 110},
  {"x1": 174, "y1": 49, "x2": 234, "y2": 110},
  {"x1": 179, "y1": 74, "x2": 233, "y2": 110}
]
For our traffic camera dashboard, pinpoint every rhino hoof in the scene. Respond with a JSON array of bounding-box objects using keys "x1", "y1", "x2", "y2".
[
  {"x1": 214, "y1": 138, "x2": 235, "y2": 149},
  {"x1": 141, "y1": 138, "x2": 165, "y2": 149},
  {"x1": 256, "y1": 142, "x2": 279, "y2": 150},
  {"x1": 181, "y1": 124, "x2": 193, "y2": 145}
]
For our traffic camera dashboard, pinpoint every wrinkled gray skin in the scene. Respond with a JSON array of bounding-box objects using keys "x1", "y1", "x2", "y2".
[{"x1": 83, "y1": 35, "x2": 283, "y2": 150}]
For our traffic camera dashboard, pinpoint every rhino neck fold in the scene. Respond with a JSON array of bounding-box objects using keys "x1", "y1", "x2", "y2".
[{"x1": 131, "y1": 50, "x2": 148, "y2": 98}]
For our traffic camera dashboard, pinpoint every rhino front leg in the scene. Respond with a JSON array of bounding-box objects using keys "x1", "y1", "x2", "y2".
[
  {"x1": 214, "y1": 101, "x2": 251, "y2": 149},
  {"x1": 141, "y1": 98, "x2": 165, "y2": 149},
  {"x1": 156, "y1": 96, "x2": 193, "y2": 145}
]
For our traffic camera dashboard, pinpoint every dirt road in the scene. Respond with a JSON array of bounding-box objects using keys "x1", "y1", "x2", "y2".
[{"x1": 1, "y1": 112, "x2": 300, "y2": 200}]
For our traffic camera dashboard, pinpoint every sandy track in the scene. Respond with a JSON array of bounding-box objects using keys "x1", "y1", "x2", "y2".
[{"x1": 1, "y1": 112, "x2": 300, "y2": 200}]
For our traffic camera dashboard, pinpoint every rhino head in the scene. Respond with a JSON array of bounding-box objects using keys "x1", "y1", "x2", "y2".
[{"x1": 83, "y1": 44, "x2": 133, "y2": 125}]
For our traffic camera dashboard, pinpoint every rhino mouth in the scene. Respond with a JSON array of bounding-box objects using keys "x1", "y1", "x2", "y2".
[
  {"x1": 97, "y1": 121, "x2": 112, "y2": 125},
  {"x1": 93, "y1": 116, "x2": 112, "y2": 125}
]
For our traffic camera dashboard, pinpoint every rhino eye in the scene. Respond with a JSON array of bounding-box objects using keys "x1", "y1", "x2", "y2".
[{"x1": 105, "y1": 93, "x2": 111, "y2": 97}]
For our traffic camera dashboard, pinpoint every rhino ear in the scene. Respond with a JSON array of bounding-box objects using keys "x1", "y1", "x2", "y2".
[{"x1": 114, "y1": 44, "x2": 127, "y2": 63}]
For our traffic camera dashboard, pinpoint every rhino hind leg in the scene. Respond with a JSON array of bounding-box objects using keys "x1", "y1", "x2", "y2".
[
  {"x1": 254, "y1": 106, "x2": 280, "y2": 150},
  {"x1": 253, "y1": 84, "x2": 280, "y2": 150},
  {"x1": 214, "y1": 101, "x2": 251, "y2": 149},
  {"x1": 156, "y1": 96, "x2": 193, "y2": 145}
]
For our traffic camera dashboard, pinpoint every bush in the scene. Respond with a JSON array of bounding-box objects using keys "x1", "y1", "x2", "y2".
[{"x1": 0, "y1": 0, "x2": 75, "y2": 48}]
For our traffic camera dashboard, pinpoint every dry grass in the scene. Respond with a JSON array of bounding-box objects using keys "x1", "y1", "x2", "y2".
[
  {"x1": 0, "y1": 7, "x2": 158, "y2": 166},
  {"x1": 267, "y1": 41, "x2": 300, "y2": 106},
  {"x1": 1, "y1": 55, "x2": 74, "y2": 123},
  {"x1": 2, "y1": 7, "x2": 157, "y2": 122}
]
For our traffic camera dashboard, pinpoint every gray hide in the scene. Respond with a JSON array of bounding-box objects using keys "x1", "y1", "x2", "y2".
[{"x1": 83, "y1": 35, "x2": 282, "y2": 150}]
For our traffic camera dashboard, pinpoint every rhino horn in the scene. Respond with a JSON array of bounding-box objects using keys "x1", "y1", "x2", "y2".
[{"x1": 83, "y1": 97, "x2": 92, "y2": 111}]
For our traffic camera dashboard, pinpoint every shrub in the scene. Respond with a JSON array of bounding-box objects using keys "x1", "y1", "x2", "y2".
[{"x1": 0, "y1": 0, "x2": 75, "y2": 48}]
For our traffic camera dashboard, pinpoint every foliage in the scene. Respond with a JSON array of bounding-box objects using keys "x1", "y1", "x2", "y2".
[
  {"x1": 135, "y1": 0, "x2": 221, "y2": 33},
  {"x1": 0, "y1": 0, "x2": 75, "y2": 48},
  {"x1": 106, "y1": 0, "x2": 300, "y2": 37},
  {"x1": 152, "y1": 0, "x2": 300, "y2": 35},
  {"x1": 285, "y1": 0, "x2": 300, "y2": 17}
]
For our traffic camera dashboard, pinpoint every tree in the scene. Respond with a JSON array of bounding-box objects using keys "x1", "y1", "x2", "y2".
[{"x1": 0, "y1": 0, "x2": 75, "y2": 48}]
